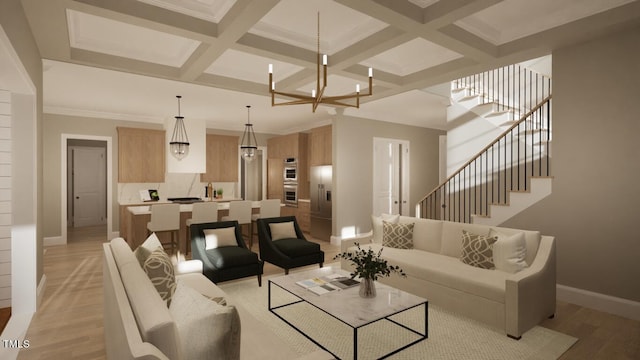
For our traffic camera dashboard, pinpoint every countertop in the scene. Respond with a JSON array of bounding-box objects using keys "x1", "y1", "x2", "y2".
[
  {"x1": 127, "y1": 201, "x2": 285, "y2": 215},
  {"x1": 119, "y1": 198, "x2": 242, "y2": 206}
]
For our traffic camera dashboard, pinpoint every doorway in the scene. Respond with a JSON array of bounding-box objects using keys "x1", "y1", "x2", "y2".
[
  {"x1": 372, "y1": 138, "x2": 410, "y2": 216},
  {"x1": 61, "y1": 135, "x2": 113, "y2": 243},
  {"x1": 67, "y1": 141, "x2": 107, "y2": 241}
]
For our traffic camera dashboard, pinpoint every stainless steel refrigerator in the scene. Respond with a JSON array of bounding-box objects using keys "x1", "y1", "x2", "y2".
[{"x1": 310, "y1": 165, "x2": 332, "y2": 241}]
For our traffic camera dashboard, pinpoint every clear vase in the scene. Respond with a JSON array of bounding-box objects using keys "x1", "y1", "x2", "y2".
[{"x1": 359, "y1": 278, "x2": 376, "y2": 298}]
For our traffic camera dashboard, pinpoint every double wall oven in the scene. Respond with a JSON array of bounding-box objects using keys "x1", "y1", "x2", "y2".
[{"x1": 283, "y1": 158, "x2": 298, "y2": 206}]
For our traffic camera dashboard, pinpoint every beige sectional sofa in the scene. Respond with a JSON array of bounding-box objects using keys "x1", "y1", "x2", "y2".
[
  {"x1": 103, "y1": 236, "x2": 301, "y2": 360},
  {"x1": 340, "y1": 215, "x2": 556, "y2": 339}
]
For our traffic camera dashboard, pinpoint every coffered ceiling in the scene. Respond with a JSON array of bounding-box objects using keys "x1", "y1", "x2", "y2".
[{"x1": 20, "y1": 0, "x2": 640, "y2": 133}]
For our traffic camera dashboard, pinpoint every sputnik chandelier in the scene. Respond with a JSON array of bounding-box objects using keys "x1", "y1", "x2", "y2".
[{"x1": 268, "y1": 13, "x2": 373, "y2": 113}]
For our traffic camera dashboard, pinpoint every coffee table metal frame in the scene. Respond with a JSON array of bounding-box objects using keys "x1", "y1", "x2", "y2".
[{"x1": 268, "y1": 269, "x2": 428, "y2": 359}]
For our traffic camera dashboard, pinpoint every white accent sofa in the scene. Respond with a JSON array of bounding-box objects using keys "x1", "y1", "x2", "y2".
[
  {"x1": 340, "y1": 216, "x2": 556, "y2": 339},
  {"x1": 103, "y1": 237, "x2": 300, "y2": 359}
]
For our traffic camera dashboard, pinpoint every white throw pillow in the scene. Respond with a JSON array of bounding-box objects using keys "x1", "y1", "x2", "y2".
[
  {"x1": 169, "y1": 282, "x2": 241, "y2": 360},
  {"x1": 204, "y1": 227, "x2": 238, "y2": 249},
  {"x1": 371, "y1": 214, "x2": 400, "y2": 244},
  {"x1": 269, "y1": 221, "x2": 297, "y2": 240},
  {"x1": 134, "y1": 233, "x2": 163, "y2": 266},
  {"x1": 490, "y1": 229, "x2": 528, "y2": 273}
]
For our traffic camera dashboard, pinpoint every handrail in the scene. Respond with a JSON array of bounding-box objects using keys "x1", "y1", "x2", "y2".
[
  {"x1": 418, "y1": 64, "x2": 553, "y2": 223},
  {"x1": 418, "y1": 94, "x2": 552, "y2": 205}
]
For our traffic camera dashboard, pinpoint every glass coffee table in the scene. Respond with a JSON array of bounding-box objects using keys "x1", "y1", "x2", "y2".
[{"x1": 268, "y1": 267, "x2": 428, "y2": 359}]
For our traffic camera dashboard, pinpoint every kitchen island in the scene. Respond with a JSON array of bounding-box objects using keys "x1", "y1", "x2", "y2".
[{"x1": 121, "y1": 199, "x2": 276, "y2": 254}]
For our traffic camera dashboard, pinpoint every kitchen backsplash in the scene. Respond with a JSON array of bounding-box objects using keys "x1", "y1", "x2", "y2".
[{"x1": 118, "y1": 173, "x2": 237, "y2": 203}]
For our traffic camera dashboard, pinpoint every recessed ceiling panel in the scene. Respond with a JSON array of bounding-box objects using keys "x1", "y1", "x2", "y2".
[
  {"x1": 455, "y1": 0, "x2": 636, "y2": 45},
  {"x1": 205, "y1": 49, "x2": 304, "y2": 84},
  {"x1": 407, "y1": 0, "x2": 440, "y2": 8},
  {"x1": 136, "y1": 0, "x2": 236, "y2": 23},
  {"x1": 249, "y1": 0, "x2": 387, "y2": 55},
  {"x1": 360, "y1": 38, "x2": 463, "y2": 76},
  {"x1": 67, "y1": 9, "x2": 201, "y2": 67}
]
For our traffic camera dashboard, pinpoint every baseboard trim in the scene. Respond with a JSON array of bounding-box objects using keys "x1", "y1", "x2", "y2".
[
  {"x1": 36, "y1": 274, "x2": 46, "y2": 309},
  {"x1": 110, "y1": 231, "x2": 120, "y2": 240},
  {"x1": 43, "y1": 236, "x2": 65, "y2": 247},
  {"x1": 557, "y1": 284, "x2": 640, "y2": 321},
  {"x1": 329, "y1": 235, "x2": 341, "y2": 247}
]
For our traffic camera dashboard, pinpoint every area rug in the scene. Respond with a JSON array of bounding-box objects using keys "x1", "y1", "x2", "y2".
[{"x1": 219, "y1": 271, "x2": 577, "y2": 360}]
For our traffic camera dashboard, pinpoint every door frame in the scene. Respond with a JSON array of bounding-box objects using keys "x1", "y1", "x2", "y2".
[
  {"x1": 61, "y1": 134, "x2": 113, "y2": 243},
  {"x1": 372, "y1": 137, "x2": 410, "y2": 216}
]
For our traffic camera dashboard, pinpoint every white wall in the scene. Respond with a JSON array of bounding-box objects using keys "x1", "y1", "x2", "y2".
[
  {"x1": 0, "y1": 90, "x2": 11, "y2": 308},
  {"x1": 334, "y1": 114, "x2": 444, "y2": 240}
]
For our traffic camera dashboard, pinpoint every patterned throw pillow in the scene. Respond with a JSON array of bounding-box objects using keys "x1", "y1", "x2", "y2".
[
  {"x1": 460, "y1": 230, "x2": 498, "y2": 269},
  {"x1": 143, "y1": 247, "x2": 177, "y2": 306},
  {"x1": 382, "y1": 221, "x2": 414, "y2": 249}
]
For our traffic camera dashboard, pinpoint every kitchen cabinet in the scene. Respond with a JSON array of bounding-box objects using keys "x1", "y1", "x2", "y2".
[
  {"x1": 309, "y1": 125, "x2": 332, "y2": 166},
  {"x1": 200, "y1": 134, "x2": 239, "y2": 182},
  {"x1": 297, "y1": 200, "x2": 310, "y2": 233},
  {"x1": 118, "y1": 127, "x2": 165, "y2": 183},
  {"x1": 267, "y1": 132, "x2": 309, "y2": 199},
  {"x1": 267, "y1": 159, "x2": 283, "y2": 201}
]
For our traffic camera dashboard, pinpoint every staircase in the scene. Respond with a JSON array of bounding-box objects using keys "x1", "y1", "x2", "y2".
[{"x1": 418, "y1": 64, "x2": 552, "y2": 226}]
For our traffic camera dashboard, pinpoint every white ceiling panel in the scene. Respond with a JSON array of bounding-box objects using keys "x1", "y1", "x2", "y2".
[
  {"x1": 136, "y1": 0, "x2": 236, "y2": 23},
  {"x1": 249, "y1": 0, "x2": 388, "y2": 55},
  {"x1": 67, "y1": 9, "x2": 201, "y2": 67},
  {"x1": 361, "y1": 38, "x2": 463, "y2": 76},
  {"x1": 455, "y1": 0, "x2": 637, "y2": 45},
  {"x1": 205, "y1": 49, "x2": 304, "y2": 83}
]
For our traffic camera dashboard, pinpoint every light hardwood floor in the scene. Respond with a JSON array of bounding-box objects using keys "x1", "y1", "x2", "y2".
[{"x1": 16, "y1": 225, "x2": 640, "y2": 360}]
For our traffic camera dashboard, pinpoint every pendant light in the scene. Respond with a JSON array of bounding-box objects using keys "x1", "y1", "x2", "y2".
[
  {"x1": 241, "y1": 105, "x2": 258, "y2": 162},
  {"x1": 169, "y1": 95, "x2": 189, "y2": 160}
]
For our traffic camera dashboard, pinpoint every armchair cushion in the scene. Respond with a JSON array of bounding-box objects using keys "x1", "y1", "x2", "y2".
[
  {"x1": 206, "y1": 247, "x2": 261, "y2": 269},
  {"x1": 204, "y1": 227, "x2": 238, "y2": 249},
  {"x1": 273, "y1": 238, "x2": 321, "y2": 257},
  {"x1": 269, "y1": 221, "x2": 297, "y2": 240}
]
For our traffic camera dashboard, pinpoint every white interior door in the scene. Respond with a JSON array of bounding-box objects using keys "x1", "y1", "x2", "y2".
[
  {"x1": 72, "y1": 146, "x2": 106, "y2": 227},
  {"x1": 373, "y1": 138, "x2": 410, "y2": 216}
]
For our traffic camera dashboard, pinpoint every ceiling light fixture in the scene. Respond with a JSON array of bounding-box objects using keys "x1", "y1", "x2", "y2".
[
  {"x1": 169, "y1": 95, "x2": 190, "y2": 160},
  {"x1": 268, "y1": 13, "x2": 373, "y2": 113},
  {"x1": 241, "y1": 105, "x2": 258, "y2": 162}
]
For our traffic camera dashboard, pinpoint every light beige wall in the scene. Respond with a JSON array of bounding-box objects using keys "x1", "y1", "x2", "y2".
[
  {"x1": 334, "y1": 114, "x2": 444, "y2": 238},
  {"x1": 502, "y1": 25, "x2": 640, "y2": 302},
  {"x1": 43, "y1": 113, "x2": 277, "y2": 238},
  {"x1": 0, "y1": 0, "x2": 44, "y2": 285}
]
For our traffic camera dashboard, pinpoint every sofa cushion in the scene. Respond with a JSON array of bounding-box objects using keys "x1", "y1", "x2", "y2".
[
  {"x1": 176, "y1": 273, "x2": 229, "y2": 301},
  {"x1": 204, "y1": 227, "x2": 237, "y2": 249},
  {"x1": 489, "y1": 229, "x2": 528, "y2": 273},
  {"x1": 205, "y1": 247, "x2": 260, "y2": 268},
  {"x1": 143, "y1": 248, "x2": 177, "y2": 305},
  {"x1": 119, "y1": 259, "x2": 182, "y2": 360},
  {"x1": 269, "y1": 221, "x2": 297, "y2": 240},
  {"x1": 440, "y1": 221, "x2": 491, "y2": 258},
  {"x1": 169, "y1": 282, "x2": 241, "y2": 360},
  {"x1": 382, "y1": 221, "x2": 414, "y2": 249},
  {"x1": 371, "y1": 214, "x2": 400, "y2": 244},
  {"x1": 273, "y1": 238, "x2": 321, "y2": 257},
  {"x1": 460, "y1": 230, "x2": 498, "y2": 269},
  {"x1": 348, "y1": 243, "x2": 507, "y2": 303},
  {"x1": 399, "y1": 217, "x2": 442, "y2": 253},
  {"x1": 134, "y1": 233, "x2": 163, "y2": 266},
  {"x1": 490, "y1": 226, "x2": 541, "y2": 266}
]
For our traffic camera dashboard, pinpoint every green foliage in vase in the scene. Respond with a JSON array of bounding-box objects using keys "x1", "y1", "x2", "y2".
[{"x1": 334, "y1": 243, "x2": 407, "y2": 281}]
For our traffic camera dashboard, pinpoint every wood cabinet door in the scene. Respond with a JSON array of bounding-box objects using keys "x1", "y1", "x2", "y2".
[
  {"x1": 118, "y1": 127, "x2": 165, "y2": 183},
  {"x1": 267, "y1": 159, "x2": 283, "y2": 201},
  {"x1": 310, "y1": 125, "x2": 332, "y2": 166},
  {"x1": 201, "y1": 134, "x2": 239, "y2": 182}
]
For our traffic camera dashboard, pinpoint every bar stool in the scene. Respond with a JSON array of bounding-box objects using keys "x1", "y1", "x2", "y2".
[
  {"x1": 185, "y1": 202, "x2": 218, "y2": 254},
  {"x1": 251, "y1": 199, "x2": 281, "y2": 245},
  {"x1": 147, "y1": 204, "x2": 180, "y2": 254},
  {"x1": 221, "y1": 200, "x2": 253, "y2": 248}
]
